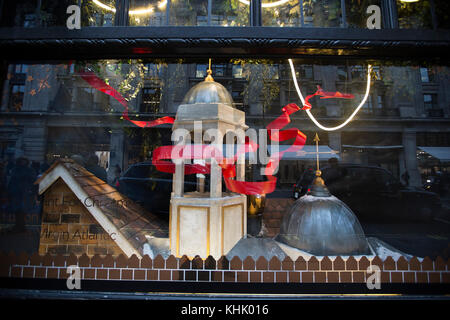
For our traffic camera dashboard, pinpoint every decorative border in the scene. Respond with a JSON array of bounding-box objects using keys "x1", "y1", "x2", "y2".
[
  {"x1": 1, "y1": 252, "x2": 449, "y2": 284},
  {"x1": 0, "y1": 27, "x2": 449, "y2": 59}
]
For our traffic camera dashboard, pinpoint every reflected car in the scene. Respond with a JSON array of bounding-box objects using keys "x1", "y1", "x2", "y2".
[
  {"x1": 423, "y1": 173, "x2": 450, "y2": 197},
  {"x1": 293, "y1": 164, "x2": 442, "y2": 222},
  {"x1": 116, "y1": 162, "x2": 198, "y2": 219}
]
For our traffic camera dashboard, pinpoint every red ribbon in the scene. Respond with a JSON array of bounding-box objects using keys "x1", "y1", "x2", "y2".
[
  {"x1": 302, "y1": 85, "x2": 355, "y2": 110},
  {"x1": 79, "y1": 70, "x2": 307, "y2": 195}
]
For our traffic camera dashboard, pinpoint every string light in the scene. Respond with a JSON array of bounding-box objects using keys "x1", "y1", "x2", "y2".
[
  {"x1": 239, "y1": 0, "x2": 292, "y2": 8},
  {"x1": 288, "y1": 59, "x2": 372, "y2": 131},
  {"x1": 93, "y1": 0, "x2": 168, "y2": 15},
  {"x1": 93, "y1": 0, "x2": 115, "y2": 12},
  {"x1": 94, "y1": 0, "x2": 288, "y2": 15}
]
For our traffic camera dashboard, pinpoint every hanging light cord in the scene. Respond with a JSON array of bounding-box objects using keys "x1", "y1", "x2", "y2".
[{"x1": 288, "y1": 59, "x2": 372, "y2": 131}]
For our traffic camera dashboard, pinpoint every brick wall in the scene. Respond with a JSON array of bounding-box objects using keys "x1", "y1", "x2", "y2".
[
  {"x1": 39, "y1": 178, "x2": 124, "y2": 256},
  {"x1": 262, "y1": 198, "x2": 294, "y2": 237},
  {"x1": 1, "y1": 252, "x2": 448, "y2": 284}
]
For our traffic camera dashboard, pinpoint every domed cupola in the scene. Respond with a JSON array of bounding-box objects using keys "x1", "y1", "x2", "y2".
[
  {"x1": 277, "y1": 169, "x2": 371, "y2": 256},
  {"x1": 182, "y1": 68, "x2": 234, "y2": 106}
]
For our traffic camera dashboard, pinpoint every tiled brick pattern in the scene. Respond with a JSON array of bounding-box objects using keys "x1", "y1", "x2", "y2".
[
  {"x1": 262, "y1": 198, "x2": 294, "y2": 237},
  {"x1": 1, "y1": 252, "x2": 449, "y2": 284},
  {"x1": 39, "y1": 179, "x2": 125, "y2": 257}
]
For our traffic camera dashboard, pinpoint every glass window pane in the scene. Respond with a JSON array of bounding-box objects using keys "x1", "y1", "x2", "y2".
[
  {"x1": 40, "y1": 0, "x2": 77, "y2": 27},
  {"x1": 129, "y1": 0, "x2": 167, "y2": 26},
  {"x1": 232, "y1": 64, "x2": 244, "y2": 78},
  {"x1": 434, "y1": 0, "x2": 450, "y2": 29},
  {"x1": 211, "y1": 0, "x2": 249, "y2": 26},
  {"x1": 196, "y1": 64, "x2": 207, "y2": 78},
  {"x1": 345, "y1": 0, "x2": 382, "y2": 28},
  {"x1": 170, "y1": 0, "x2": 208, "y2": 26},
  {"x1": 420, "y1": 67, "x2": 430, "y2": 82},
  {"x1": 303, "y1": 0, "x2": 342, "y2": 27},
  {"x1": 0, "y1": 0, "x2": 38, "y2": 27},
  {"x1": 81, "y1": 0, "x2": 116, "y2": 26},
  {"x1": 262, "y1": 0, "x2": 301, "y2": 27},
  {"x1": 1, "y1": 59, "x2": 450, "y2": 288},
  {"x1": 396, "y1": 0, "x2": 432, "y2": 29}
]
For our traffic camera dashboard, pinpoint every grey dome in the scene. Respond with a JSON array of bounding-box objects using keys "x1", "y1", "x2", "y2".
[
  {"x1": 277, "y1": 194, "x2": 370, "y2": 256},
  {"x1": 182, "y1": 80, "x2": 234, "y2": 106}
]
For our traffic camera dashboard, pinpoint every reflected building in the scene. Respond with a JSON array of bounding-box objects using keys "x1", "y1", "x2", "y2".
[{"x1": 1, "y1": 61, "x2": 449, "y2": 187}]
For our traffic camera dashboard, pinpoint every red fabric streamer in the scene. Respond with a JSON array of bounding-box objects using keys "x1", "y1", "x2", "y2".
[
  {"x1": 78, "y1": 71, "x2": 175, "y2": 128},
  {"x1": 302, "y1": 85, "x2": 355, "y2": 110},
  {"x1": 79, "y1": 70, "x2": 307, "y2": 195}
]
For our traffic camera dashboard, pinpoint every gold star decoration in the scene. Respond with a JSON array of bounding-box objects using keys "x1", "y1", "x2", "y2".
[{"x1": 37, "y1": 75, "x2": 51, "y2": 92}]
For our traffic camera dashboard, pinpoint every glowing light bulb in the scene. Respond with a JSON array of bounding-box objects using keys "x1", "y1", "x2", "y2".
[{"x1": 93, "y1": 0, "x2": 156, "y2": 15}]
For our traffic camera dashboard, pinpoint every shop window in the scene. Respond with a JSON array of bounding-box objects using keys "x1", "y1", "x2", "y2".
[
  {"x1": 14, "y1": 64, "x2": 28, "y2": 74},
  {"x1": 212, "y1": 64, "x2": 227, "y2": 77},
  {"x1": 170, "y1": 0, "x2": 208, "y2": 26},
  {"x1": 211, "y1": 0, "x2": 249, "y2": 26},
  {"x1": 376, "y1": 94, "x2": 384, "y2": 109},
  {"x1": 232, "y1": 64, "x2": 244, "y2": 79},
  {"x1": 345, "y1": 0, "x2": 382, "y2": 28},
  {"x1": 396, "y1": 0, "x2": 433, "y2": 29},
  {"x1": 262, "y1": 0, "x2": 301, "y2": 27},
  {"x1": 1, "y1": 0, "x2": 117, "y2": 27},
  {"x1": 303, "y1": 0, "x2": 342, "y2": 28},
  {"x1": 350, "y1": 65, "x2": 365, "y2": 81},
  {"x1": 420, "y1": 67, "x2": 434, "y2": 83},
  {"x1": 423, "y1": 93, "x2": 438, "y2": 109},
  {"x1": 337, "y1": 66, "x2": 348, "y2": 81},
  {"x1": 128, "y1": 0, "x2": 166, "y2": 26},
  {"x1": 359, "y1": 93, "x2": 373, "y2": 114},
  {"x1": 0, "y1": 0, "x2": 38, "y2": 27},
  {"x1": 434, "y1": 0, "x2": 450, "y2": 29},
  {"x1": 302, "y1": 65, "x2": 313, "y2": 79},
  {"x1": 82, "y1": 0, "x2": 116, "y2": 26},
  {"x1": 140, "y1": 87, "x2": 161, "y2": 113},
  {"x1": 196, "y1": 64, "x2": 207, "y2": 78},
  {"x1": 9, "y1": 85, "x2": 25, "y2": 111},
  {"x1": 40, "y1": 1, "x2": 77, "y2": 27},
  {"x1": 1, "y1": 59, "x2": 449, "y2": 294}
]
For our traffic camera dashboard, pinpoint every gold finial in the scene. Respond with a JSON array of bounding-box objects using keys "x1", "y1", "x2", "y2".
[
  {"x1": 205, "y1": 58, "x2": 214, "y2": 82},
  {"x1": 313, "y1": 133, "x2": 321, "y2": 177}
]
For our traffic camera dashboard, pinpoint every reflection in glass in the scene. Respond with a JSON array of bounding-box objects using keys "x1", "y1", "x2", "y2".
[
  {"x1": 303, "y1": 0, "x2": 342, "y2": 27},
  {"x1": 196, "y1": 64, "x2": 208, "y2": 78},
  {"x1": 170, "y1": 0, "x2": 208, "y2": 26},
  {"x1": 212, "y1": 0, "x2": 249, "y2": 26},
  {"x1": 40, "y1": 1, "x2": 76, "y2": 27},
  {"x1": 434, "y1": 0, "x2": 450, "y2": 29},
  {"x1": 24, "y1": 0, "x2": 117, "y2": 27},
  {"x1": 129, "y1": 0, "x2": 166, "y2": 26},
  {"x1": 82, "y1": 0, "x2": 116, "y2": 26},
  {"x1": 0, "y1": 0, "x2": 38, "y2": 27},
  {"x1": 262, "y1": 0, "x2": 301, "y2": 27},
  {"x1": 345, "y1": 0, "x2": 381, "y2": 28},
  {"x1": 396, "y1": 0, "x2": 432, "y2": 29},
  {"x1": 0, "y1": 59, "x2": 450, "y2": 261}
]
